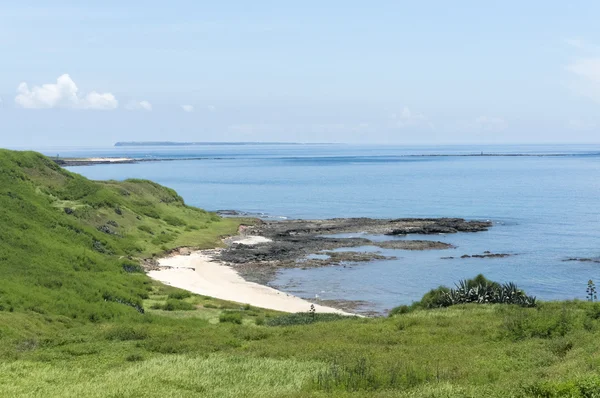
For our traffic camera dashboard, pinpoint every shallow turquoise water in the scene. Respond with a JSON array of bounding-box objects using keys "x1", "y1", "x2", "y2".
[{"x1": 43, "y1": 144, "x2": 600, "y2": 313}]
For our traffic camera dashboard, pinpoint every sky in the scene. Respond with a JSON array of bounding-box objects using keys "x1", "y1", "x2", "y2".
[{"x1": 1, "y1": 1, "x2": 600, "y2": 147}]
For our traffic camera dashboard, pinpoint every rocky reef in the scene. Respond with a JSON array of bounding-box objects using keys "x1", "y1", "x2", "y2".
[{"x1": 217, "y1": 217, "x2": 491, "y2": 284}]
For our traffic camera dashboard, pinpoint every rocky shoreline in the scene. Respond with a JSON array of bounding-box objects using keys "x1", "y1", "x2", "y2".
[{"x1": 217, "y1": 217, "x2": 491, "y2": 286}]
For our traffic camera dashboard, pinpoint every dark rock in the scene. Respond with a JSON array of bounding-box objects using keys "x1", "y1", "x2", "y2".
[
  {"x1": 220, "y1": 217, "x2": 491, "y2": 298},
  {"x1": 461, "y1": 253, "x2": 512, "y2": 259},
  {"x1": 242, "y1": 217, "x2": 492, "y2": 238},
  {"x1": 92, "y1": 240, "x2": 112, "y2": 254},
  {"x1": 374, "y1": 240, "x2": 454, "y2": 250},
  {"x1": 386, "y1": 218, "x2": 492, "y2": 235},
  {"x1": 97, "y1": 225, "x2": 116, "y2": 235},
  {"x1": 563, "y1": 257, "x2": 600, "y2": 264},
  {"x1": 64, "y1": 207, "x2": 74, "y2": 215},
  {"x1": 114, "y1": 207, "x2": 123, "y2": 215},
  {"x1": 216, "y1": 210, "x2": 241, "y2": 216},
  {"x1": 107, "y1": 220, "x2": 119, "y2": 228}
]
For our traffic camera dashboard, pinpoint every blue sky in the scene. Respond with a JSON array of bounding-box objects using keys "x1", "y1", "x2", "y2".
[{"x1": 1, "y1": 1, "x2": 600, "y2": 146}]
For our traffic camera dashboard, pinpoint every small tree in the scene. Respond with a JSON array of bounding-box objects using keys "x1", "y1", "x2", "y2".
[{"x1": 587, "y1": 280, "x2": 597, "y2": 302}]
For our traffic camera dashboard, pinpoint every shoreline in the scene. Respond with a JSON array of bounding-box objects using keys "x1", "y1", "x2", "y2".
[
  {"x1": 53, "y1": 156, "x2": 231, "y2": 167},
  {"x1": 148, "y1": 246, "x2": 354, "y2": 315},
  {"x1": 54, "y1": 151, "x2": 595, "y2": 167},
  {"x1": 147, "y1": 217, "x2": 493, "y2": 316}
]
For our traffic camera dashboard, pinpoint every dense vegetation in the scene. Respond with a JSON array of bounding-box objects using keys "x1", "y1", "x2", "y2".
[
  {"x1": 390, "y1": 274, "x2": 537, "y2": 315},
  {"x1": 1, "y1": 149, "x2": 600, "y2": 397}
]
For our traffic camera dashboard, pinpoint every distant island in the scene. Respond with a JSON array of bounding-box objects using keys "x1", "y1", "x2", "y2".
[{"x1": 114, "y1": 141, "x2": 334, "y2": 147}]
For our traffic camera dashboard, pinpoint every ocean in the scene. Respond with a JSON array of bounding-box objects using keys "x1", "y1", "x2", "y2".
[{"x1": 37, "y1": 144, "x2": 600, "y2": 313}]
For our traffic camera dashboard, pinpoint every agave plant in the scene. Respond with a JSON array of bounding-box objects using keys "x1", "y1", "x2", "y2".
[{"x1": 430, "y1": 276, "x2": 536, "y2": 308}]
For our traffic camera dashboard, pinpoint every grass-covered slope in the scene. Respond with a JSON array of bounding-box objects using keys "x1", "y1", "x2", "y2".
[
  {"x1": 0, "y1": 149, "x2": 241, "y2": 321},
  {"x1": 2, "y1": 149, "x2": 600, "y2": 397}
]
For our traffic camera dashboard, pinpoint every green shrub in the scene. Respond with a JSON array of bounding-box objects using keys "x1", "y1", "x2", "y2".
[
  {"x1": 266, "y1": 313, "x2": 351, "y2": 326},
  {"x1": 523, "y1": 376, "x2": 600, "y2": 397},
  {"x1": 141, "y1": 208, "x2": 161, "y2": 219},
  {"x1": 164, "y1": 215, "x2": 186, "y2": 227},
  {"x1": 391, "y1": 275, "x2": 536, "y2": 314},
  {"x1": 313, "y1": 357, "x2": 433, "y2": 392},
  {"x1": 161, "y1": 299, "x2": 195, "y2": 311},
  {"x1": 137, "y1": 225, "x2": 154, "y2": 235},
  {"x1": 152, "y1": 232, "x2": 176, "y2": 245},
  {"x1": 105, "y1": 326, "x2": 149, "y2": 341},
  {"x1": 122, "y1": 261, "x2": 143, "y2": 273},
  {"x1": 125, "y1": 353, "x2": 144, "y2": 362},
  {"x1": 388, "y1": 305, "x2": 413, "y2": 316},
  {"x1": 219, "y1": 311, "x2": 243, "y2": 324},
  {"x1": 168, "y1": 290, "x2": 192, "y2": 300},
  {"x1": 502, "y1": 305, "x2": 578, "y2": 340}
]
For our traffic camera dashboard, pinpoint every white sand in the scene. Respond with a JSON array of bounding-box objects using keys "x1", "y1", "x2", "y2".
[
  {"x1": 148, "y1": 251, "x2": 353, "y2": 315},
  {"x1": 87, "y1": 157, "x2": 133, "y2": 163},
  {"x1": 230, "y1": 236, "x2": 272, "y2": 245}
]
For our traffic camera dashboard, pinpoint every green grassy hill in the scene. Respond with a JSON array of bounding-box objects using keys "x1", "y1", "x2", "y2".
[
  {"x1": 0, "y1": 149, "x2": 241, "y2": 322},
  {"x1": 1, "y1": 149, "x2": 600, "y2": 397}
]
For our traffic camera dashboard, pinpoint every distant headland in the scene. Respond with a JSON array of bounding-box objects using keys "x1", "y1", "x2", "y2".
[{"x1": 114, "y1": 141, "x2": 335, "y2": 147}]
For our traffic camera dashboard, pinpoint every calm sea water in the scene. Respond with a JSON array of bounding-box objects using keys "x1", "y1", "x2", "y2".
[{"x1": 36, "y1": 144, "x2": 600, "y2": 313}]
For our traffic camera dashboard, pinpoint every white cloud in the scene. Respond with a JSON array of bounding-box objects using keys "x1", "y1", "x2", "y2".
[
  {"x1": 565, "y1": 40, "x2": 600, "y2": 103},
  {"x1": 181, "y1": 105, "x2": 194, "y2": 112},
  {"x1": 126, "y1": 100, "x2": 152, "y2": 111},
  {"x1": 227, "y1": 122, "x2": 371, "y2": 135},
  {"x1": 15, "y1": 74, "x2": 117, "y2": 110},
  {"x1": 566, "y1": 58, "x2": 600, "y2": 103},
  {"x1": 567, "y1": 119, "x2": 596, "y2": 131},
  {"x1": 472, "y1": 116, "x2": 507, "y2": 132},
  {"x1": 390, "y1": 107, "x2": 433, "y2": 129},
  {"x1": 567, "y1": 58, "x2": 600, "y2": 84},
  {"x1": 563, "y1": 38, "x2": 586, "y2": 50}
]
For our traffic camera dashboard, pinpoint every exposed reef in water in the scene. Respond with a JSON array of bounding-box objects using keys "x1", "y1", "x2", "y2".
[
  {"x1": 241, "y1": 217, "x2": 492, "y2": 238},
  {"x1": 217, "y1": 217, "x2": 491, "y2": 285},
  {"x1": 563, "y1": 257, "x2": 600, "y2": 264}
]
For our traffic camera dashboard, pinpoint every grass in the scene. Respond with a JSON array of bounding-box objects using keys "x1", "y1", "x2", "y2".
[
  {"x1": 0, "y1": 149, "x2": 243, "y2": 321},
  {"x1": 0, "y1": 355, "x2": 324, "y2": 398},
  {"x1": 2, "y1": 149, "x2": 600, "y2": 397}
]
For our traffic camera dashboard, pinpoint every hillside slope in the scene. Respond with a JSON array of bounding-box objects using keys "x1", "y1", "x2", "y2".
[{"x1": 0, "y1": 149, "x2": 241, "y2": 321}]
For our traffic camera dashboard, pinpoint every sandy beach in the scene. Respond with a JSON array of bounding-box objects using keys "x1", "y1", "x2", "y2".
[
  {"x1": 87, "y1": 157, "x2": 133, "y2": 163},
  {"x1": 148, "y1": 243, "x2": 353, "y2": 315}
]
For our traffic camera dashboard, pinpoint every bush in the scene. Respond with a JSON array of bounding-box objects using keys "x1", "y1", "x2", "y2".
[
  {"x1": 314, "y1": 357, "x2": 433, "y2": 392},
  {"x1": 125, "y1": 353, "x2": 144, "y2": 362},
  {"x1": 164, "y1": 215, "x2": 186, "y2": 227},
  {"x1": 390, "y1": 275, "x2": 536, "y2": 314},
  {"x1": 161, "y1": 299, "x2": 195, "y2": 311},
  {"x1": 168, "y1": 290, "x2": 192, "y2": 300},
  {"x1": 105, "y1": 326, "x2": 149, "y2": 341},
  {"x1": 523, "y1": 376, "x2": 600, "y2": 397},
  {"x1": 141, "y1": 208, "x2": 161, "y2": 219},
  {"x1": 266, "y1": 313, "x2": 351, "y2": 326},
  {"x1": 122, "y1": 261, "x2": 143, "y2": 273},
  {"x1": 219, "y1": 311, "x2": 243, "y2": 324},
  {"x1": 137, "y1": 225, "x2": 154, "y2": 235},
  {"x1": 502, "y1": 305, "x2": 577, "y2": 340},
  {"x1": 388, "y1": 305, "x2": 413, "y2": 316}
]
